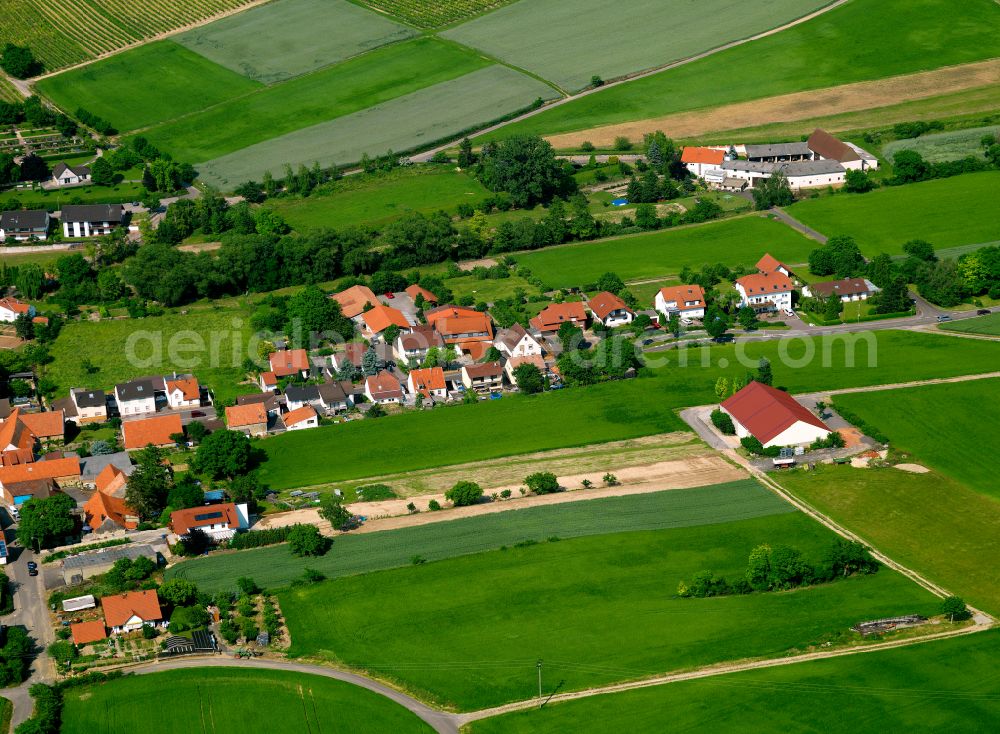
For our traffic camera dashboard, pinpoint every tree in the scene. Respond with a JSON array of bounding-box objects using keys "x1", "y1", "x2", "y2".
[
  {"x1": 809, "y1": 235, "x2": 866, "y2": 278},
  {"x1": 667, "y1": 312, "x2": 681, "y2": 338},
  {"x1": 746, "y1": 544, "x2": 772, "y2": 591},
  {"x1": 18, "y1": 154, "x2": 49, "y2": 182},
  {"x1": 285, "y1": 285, "x2": 353, "y2": 345},
  {"x1": 752, "y1": 172, "x2": 794, "y2": 210},
  {"x1": 590, "y1": 75, "x2": 604, "y2": 88},
  {"x1": 0, "y1": 44, "x2": 41, "y2": 78},
  {"x1": 89, "y1": 156, "x2": 114, "y2": 186},
  {"x1": 903, "y1": 239, "x2": 937, "y2": 263},
  {"x1": 362, "y1": 346, "x2": 382, "y2": 376},
  {"x1": 714, "y1": 377, "x2": 729, "y2": 400},
  {"x1": 169, "y1": 605, "x2": 210, "y2": 633},
  {"x1": 318, "y1": 494, "x2": 351, "y2": 529},
  {"x1": 125, "y1": 445, "x2": 172, "y2": 521},
  {"x1": 939, "y1": 596, "x2": 971, "y2": 622},
  {"x1": 823, "y1": 293, "x2": 842, "y2": 321},
  {"x1": 164, "y1": 474, "x2": 204, "y2": 513},
  {"x1": 288, "y1": 524, "x2": 329, "y2": 556},
  {"x1": 866, "y1": 252, "x2": 895, "y2": 289},
  {"x1": 704, "y1": 306, "x2": 729, "y2": 340},
  {"x1": 158, "y1": 578, "x2": 199, "y2": 607},
  {"x1": 634, "y1": 203, "x2": 658, "y2": 230},
  {"x1": 13, "y1": 313, "x2": 34, "y2": 341},
  {"x1": 843, "y1": 168, "x2": 874, "y2": 193},
  {"x1": 475, "y1": 135, "x2": 573, "y2": 208},
  {"x1": 445, "y1": 480, "x2": 483, "y2": 507},
  {"x1": 512, "y1": 362, "x2": 544, "y2": 394},
  {"x1": 737, "y1": 306, "x2": 757, "y2": 331},
  {"x1": 457, "y1": 137, "x2": 475, "y2": 168},
  {"x1": 767, "y1": 545, "x2": 811, "y2": 589},
  {"x1": 0, "y1": 153, "x2": 19, "y2": 186},
  {"x1": 194, "y1": 430, "x2": 254, "y2": 479},
  {"x1": 18, "y1": 493, "x2": 76, "y2": 550},
  {"x1": 595, "y1": 272, "x2": 625, "y2": 294},
  {"x1": 891, "y1": 149, "x2": 929, "y2": 183},
  {"x1": 524, "y1": 472, "x2": 559, "y2": 495}
]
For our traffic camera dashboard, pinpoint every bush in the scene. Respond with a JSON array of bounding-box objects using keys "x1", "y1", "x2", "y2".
[
  {"x1": 287, "y1": 525, "x2": 329, "y2": 557},
  {"x1": 445, "y1": 480, "x2": 483, "y2": 507},
  {"x1": 228, "y1": 525, "x2": 298, "y2": 550},
  {"x1": 219, "y1": 619, "x2": 239, "y2": 644},
  {"x1": 354, "y1": 484, "x2": 396, "y2": 501},
  {"x1": 168, "y1": 605, "x2": 209, "y2": 633},
  {"x1": 710, "y1": 409, "x2": 735, "y2": 435},
  {"x1": 740, "y1": 436, "x2": 780, "y2": 457},
  {"x1": 524, "y1": 472, "x2": 560, "y2": 495},
  {"x1": 236, "y1": 577, "x2": 259, "y2": 595},
  {"x1": 428, "y1": 499, "x2": 442, "y2": 511},
  {"x1": 810, "y1": 432, "x2": 846, "y2": 450}
]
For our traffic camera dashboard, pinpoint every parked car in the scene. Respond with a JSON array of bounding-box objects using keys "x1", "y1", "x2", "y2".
[
  {"x1": 191, "y1": 410, "x2": 205, "y2": 417},
  {"x1": 26, "y1": 562, "x2": 37, "y2": 571},
  {"x1": 936, "y1": 315, "x2": 952, "y2": 322},
  {"x1": 642, "y1": 338, "x2": 654, "y2": 346},
  {"x1": 713, "y1": 334, "x2": 735, "y2": 343},
  {"x1": 977, "y1": 309, "x2": 992, "y2": 316},
  {"x1": 384, "y1": 292, "x2": 394, "y2": 299},
  {"x1": 28, "y1": 568, "x2": 38, "y2": 577}
]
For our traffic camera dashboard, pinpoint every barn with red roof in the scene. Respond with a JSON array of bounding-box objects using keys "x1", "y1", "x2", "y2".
[{"x1": 720, "y1": 382, "x2": 831, "y2": 448}]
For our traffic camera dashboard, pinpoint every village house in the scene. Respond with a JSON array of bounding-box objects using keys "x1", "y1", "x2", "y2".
[
  {"x1": 225, "y1": 403, "x2": 268, "y2": 437},
  {"x1": 426, "y1": 306, "x2": 494, "y2": 359},
  {"x1": 655, "y1": 284, "x2": 706, "y2": 320},
  {"x1": 745, "y1": 142, "x2": 813, "y2": 163},
  {"x1": 19, "y1": 410, "x2": 65, "y2": 448},
  {"x1": 529, "y1": 302, "x2": 588, "y2": 334},
  {"x1": 680, "y1": 146, "x2": 726, "y2": 177},
  {"x1": 0, "y1": 297, "x2": 36, "y2": 323},
  {"x1": 721, "y1": 381, "x2": 832, "y2": 448},
  {"x1": 365, "y1": 370, "x2": 404, "y2": 404},
  {"x1": 756, "y1": 253, "x2": 795, "y2": 278},
  {"x1": 236, "y1": 392, "x2": 280, "y2": 417},
  {"x1": 79, "y1": 453, "x2": 132, "y2": 490},
  {"x1": 268, "y1": 348, "x2": 310, "y2": 380},
  {"x1": 83, "y1": 490, "x2": 139, "y2": 534},
  {"x1": 258, "y1": 371, "x2": 279, "y2": 392},
  {"x1": 61, "y1": 204, "x2": 123, "y2": 238},
  {"x1": 51, "y1": 162, "x2": 91, "y2": 186},
  {"x1": 114, "y1": 377, "x2": 164, "y2": 416},
  {"x1": 494, "y1": 323, "x2": 544, "y2": 358},
  {"x1": 94, "y1": 463, "x2": 129, "y2": 497},
  {"x1": 122, "y1": 413, "x2": 183, "y2": 451},
  {"x1": 735, "y1": 272, "x2": 794, "y2": 313},
  {"x1": 461, "y1": 362, "x2": 504, "y2": 394},
  {"x1": 283, "y1": 405, "x2": 319, "y2": 431},
  {"x1": 283, "y1": 384, "x2": 322, "y2": 412},
  {"x1": 66, "y1": 388, "x2": 108, "y2": 424},
  {"x1": 330, "y1": 343, "x2": 367, "y2": 374},
  {"x1": 362, "y1": 303, "x2": 411, "y2": 337},
  {"x1": 404, "y1": 284, "x2": 438, "y2": 305},
  {"x1": 588, "y1": 291, "x2": 635, "y2": 328},
  {"x1": 317, "y1": 380, "x2": 354, "y2": 413},
  {"x1": 331, "y1": 284, "x2": 380, "y2": 320},
  {"x1": 0, "y1": 210, "x2": 50, "y2": 241},
  {"x1": 807, "y1": 128, "x2": 879, "y2": 171},
  {"x1": 803, "y1": 278, "x2": 881, "y2": 302},
  {"x1": 394, "y1": 324, "x2": 445, "y2": 364},
  {"x1": 407, "y1": 367, "x2": 448, "y2": 401},
  {"x1": 720, "y1": 159, "x2": 846, "y2": 190},
  {"x1": 101, "y1": 589, "x2": 165, "y2": 635},
  {"x1": 504, "y1": 354, "x2": 548, "y2": 386},
  {"x1": 1, "y1": 477, "x2": 60, "y2": 507},
  {"x1": 61, "y1": 544, "x2": 158, "y2": 585},
  {"x1": 71, "y1": 620, "x2": 107, "y2": 647},
  {"x1": 169, "y1": 502, "x2": 249, "y2": 543},
  {"x1": 165, "y1": 376, "x2": 201, "y2": 409}
]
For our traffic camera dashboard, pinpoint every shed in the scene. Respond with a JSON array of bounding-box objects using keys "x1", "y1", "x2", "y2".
[{"x1": 61, "y1": 594, "x2": 96, "y2": 612}]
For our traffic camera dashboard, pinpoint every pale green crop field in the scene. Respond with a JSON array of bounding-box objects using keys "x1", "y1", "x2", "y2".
[{"x1": 883, "y1": 125, "x2": 1000, "y2": 163}]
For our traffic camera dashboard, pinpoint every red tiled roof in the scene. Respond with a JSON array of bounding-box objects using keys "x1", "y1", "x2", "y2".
[
  {"x1": 721, "y1": 382, "x2": 829, "y2": 444},
  {"x1": 0, "y1": 409, "x2": 35, "y2": 452},
  {"x1": 681, "y1": 146, "x2": 725, "y2": 165},
  {"x1": 756, "y1": 253, "x2": 793, "y2": 275},
  {"x1": 331, "y1": 285, "x2": 379, "y2": 319},
  {"x1": 408, "y1": 367, "x2": 446, "y2": 397},
  {"x1": 0, "y1": 297, "x2": 31, "y2": 315},
  {"x1": 530, "y1": 302, "x2": 588, "y2": 331},
  {"x1": 259, "y1": 371, "x2": 278, "y2": 387},
  {"x1": 283, "y1": 405, "x2": 317, "y2": 427},
  {"x1": 405, "y1": 284, "x2": 438, "y2": 303},
  {"x1": 268, "y1": 349, "x2": 309, "y2": 378},
  {"x1": 84, "y1": 491, "x2": 138, "y2": 532},
  {"x1": 165, "y1": 377, "x2": 199, "y2": 401},
  {"x1": 170, "y1": 502, "x2": 241, "y2": 536},
  {"x1": 463, "y1": 361, "x2": 503, "y2": 379},
  {"x1": 0, "y1": 456, "x2": 79, "y2": 485},
  {"x1": 19, "y1": 410, "x2": 64, "y2": 440},
  {"x1": 71, "y1": 620, "x2": 107, "y2": 645},
  {"x1": 95, "y1": 464, "x2": 127, "y2": 495},
  {"x1": 397, "y1": 325, "x2": 444, "y2": 352},
  {"x1": 225, "y1": 403, "x2": 267, "y2": 428},
  {"x1": 656, "y1": 284, "x2": 705, "y2": 311},
  {"x1": 588, "y1": 291, "x2": 632, "y2": 320},
  {"x1": 122, "y1": 414, "x2": 182, "y2": 450},
  {"x1": 736, "y1": 272, "x2": 793, "y2": 295},
  {"x1": 808, "y1": 278, "x2": 874, "y2": 298},
  {"x1": 101, "y1": 590, "x2": 162, "y2": 628},
  {"x1": 362, "y1": 304, "x2": 410, "y2": 334},
  {"x1": 456, "y1": 340, "x2": 488, "y2": 360},
  {"x1": 365, "y1": 371, "x2": 403, "y2": 400}
]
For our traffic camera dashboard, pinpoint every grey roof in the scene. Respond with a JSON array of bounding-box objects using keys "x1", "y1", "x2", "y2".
[
  {"x1": 777, "y1": 160, "x2": 846, "y2": 177},
  {"x1": 721, "y1": 160, "x2": 776, "y2": 174},
  {"x1": 52, "y1": 162, "x2": 91, "y2": 178},
  {"x1": 0, "y1": 210, "x2": 49, "y2": 230},
  {"x1": 79, "y1": 451, "x2": 134, "y2": 482},
  {"x1": 745, "y1": 142, "x2": 812, "y2": 159},
  {"x1": 284, "y1": 385, "x2": 320, "y2": 404},
  {"x1": 60, "y1": 204, "x2": 123, "y2": 224},
  {"x1": 236, "y1": 392, "x2": 279, "y2": 411},
  {"x1": 317, "y1": 381, "x2": 349, "y2": 405},
  {"x1": 398, "y1": 325, "x2": 443, "y2": 352},
  {"x1": 115, "y1": 376, "x2": 165, "y2": 402},
  {"x1": 72, "y1": 388, "x2": 106, "y2": 409},
  {"x1": 62, "y1": 543, "x2": 156, "y2": 571}
]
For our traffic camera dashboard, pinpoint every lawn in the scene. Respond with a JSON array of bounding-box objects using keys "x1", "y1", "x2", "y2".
[
  {"x1": 258, "y1": 330, "x2": 1000, "y2": 489},
  {"x1": 167, "y1": 480, "x2": 791, "y2": 592},
  {"x1": 175, "y1": 0, "x2": 416, "y2": 84},
  {"x1": 834, "y1": 378, "x2": 1000, "y2": 499},
  {"x1": 47, "y1": 304, "x2": 257, "y2": 403},
  {"x1": 515, "y1": 215, "x2": 815, "y2": 289},
  {"x1": 785, "y1": 172, "x2": 1000, "y2": 254},
  {"x1": 60, "y1": 668, "x2": 433, "y2": 734},
  {"x1": 777, "y1": 464, "x2": 1000, "y2": 616},
  {"x1": 269, "y1": 166, "x2": 490, "y2": 231},
  {"x1": 488, "y1": 0, "x2": 1000, "y2": 138},
  {"x1": 445, "y1": 271, "x2": 541, "y2": 302},
  {"x1": 443, "y1": 0, "x2": 831, "y2": 92},
  {"x1": 883, "y1": 124, "x2": 1000, "y2": 163},
  {"x1": 196, "y1": 65, "x2": 557, "y2": 187},
  {"x1": 469, "y1": 630, "x2": 1000, "y2": 733},
  {"x1": 142, "y1": 38, "x2": 490, "y2": 163},
  {"x1": 280, "y1": 511, "x2": 937, "y2": 710},
  {"x1": 35, "y1": 41, "x2": 261, "y2": 133},
  {"x1": 0, "y1": 182, "x2": 146, "y2": 210},
  {"x1": 943, "y1": 311, "x2": 1000, "y2": 336}
]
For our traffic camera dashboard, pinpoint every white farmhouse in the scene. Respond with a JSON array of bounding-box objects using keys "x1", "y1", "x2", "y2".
[{"x1": 735, "y1": 272, "x2": 793, "y2": 313}]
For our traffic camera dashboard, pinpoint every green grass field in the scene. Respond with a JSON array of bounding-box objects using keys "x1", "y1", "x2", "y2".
[
  {"x1": 176, "y1": 0, "x2": 416, "y2": 84},
  {"x1": 197, "y1": 65, "x2": 557, "y2": 187},
  {"x1": 142, "y1": 38, "x2": 490, "y2": 163},
  {"x1": 488, "y1": 0, "x2": 1000, "y2": 138},
  {"x1": 258, "y1": 331, "x2": 1000, "y2": 489},
  {"x1": 60, "y1": 668, "x2": 433, "y2": 734},
  {"x1": 280, "y1": 511, "x2": 937, "y2": 709},
  {"x1": 786, "y1": 172, "x2": 1000, "y2": 254},
  {"x1": 168, "y1": 481, "x2": 792, "y2": 592},
  {"x1": 834, "y1": 379, "x2": 1000, "y2": 499},
  {"x1": 943, "y1": 312, "x2": 1000, "y2": 335},
  {"x1": 35, "y1": 41, "x2": 261, "y2": 133},
  {"x1": 883, "y1": 125, "x2": 1000, "y2": 163},
  {"x1": 47, "y1": 305, "x2": 257, "y2": 403},
  {"x1": 778, "y1": 465, "x2": 1000, "y2": 616},
  {"x1": 470, "y1": 630, "x2": 1000, "y2": 733},
  {"x1": 443, "y1": 0, "x2": 829, "y2": 91},
  {"x1": 0, "y1": 182, "x2": 146, "y2": 210},
  {"x1": 269, "y1": 167, "x2": 490, "y2": 231},
  {"x1": 515, "y1": 215, "x2": 814, "y2": 289}
]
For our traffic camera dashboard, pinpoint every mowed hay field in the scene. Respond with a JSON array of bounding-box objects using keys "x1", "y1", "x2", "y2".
[
  {"x1": 515, "y1": 216, "x2": 814, "y2": 289},
  {"x1": 779, "y1": 465, "x2": 1000, "y2": 615},
  {"x1": 269, "y1": 167, "x2": 490, "y2": 231},
  {"x1": 280, "y1": 511, "x2": 937, "y2": 709},
  {"x1": 883, "y1": 124, "x2": 1000, "y2": 163},
  {"x1": 196, "y1": 65, "x2": 556, "y2": 187},
  {"x1": 834, "y1": 379, "x2": 1000, "y2": 499},
  {"x1": 0, "y1": 0, "x2": 258, "y2": 71},
  {"x1": 60, "y1": 668, "x2": 434, "y2": 734},
  {"x1": 142, "y1": 38, "x2": 492, "y2": 162},
  {"x1": 786, "y1": 172, "x2": 1000, "y2": 254},
  {"x1": 167, "y1": 481, "x2": 791, "y2": 593},
  {"x1": 258, "y1": 331, "x2": 1000, "y2": 490},
  {"x1": 444, "y1": 0, "x2": 830, "y2": 92},
  {"x1": 175, "y1": 0, "x2": 416, "y2": 83},
  {"x1": 470, "y1": 630, "x2": 1000, "y2": 734},
  {"x1": 491, "y1": 0, "x2": 1000, "y2": 139},
  {"x1": 944, "y1": 312, "x2": 1000, "y2": 336},
  {"x1": 35, "y1": 41, "x2": 261, "y2": 133}
]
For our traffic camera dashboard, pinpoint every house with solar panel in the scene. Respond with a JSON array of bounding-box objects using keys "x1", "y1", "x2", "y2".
[{"x1": 168, "y1": 502, "x2": 250, "y2": 544}]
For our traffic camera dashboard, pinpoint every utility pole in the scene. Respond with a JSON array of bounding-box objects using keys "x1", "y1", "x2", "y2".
[{"x1": 536, "y1": 660, "x2": 543, "y2": 707}]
